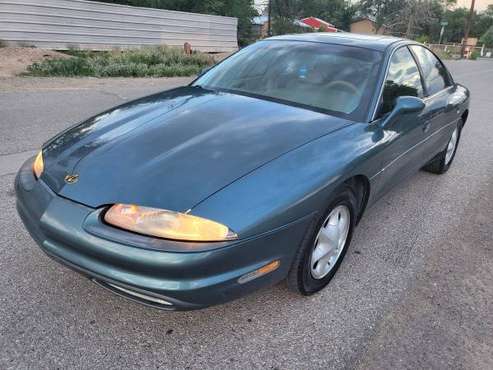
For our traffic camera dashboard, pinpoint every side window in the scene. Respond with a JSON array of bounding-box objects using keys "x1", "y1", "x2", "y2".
[
  {"x1": 380, "y1": 47, "x2": 424, "y2": 116},
  {"x1": 410, "y1": 45, "x2": 451, "y2": 96}
]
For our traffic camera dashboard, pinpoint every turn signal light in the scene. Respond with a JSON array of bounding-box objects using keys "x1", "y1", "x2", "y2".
[
  {"x1": 32, "y1": 151, "x2": 44, "y2": 179},
  {"x1": 238, "y1": 260, "x2": 280, "y2": 284}
]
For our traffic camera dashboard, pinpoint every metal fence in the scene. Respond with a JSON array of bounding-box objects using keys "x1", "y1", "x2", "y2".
[{"x1": 0, "y1": 0, "x2": 238, "y2": 52}]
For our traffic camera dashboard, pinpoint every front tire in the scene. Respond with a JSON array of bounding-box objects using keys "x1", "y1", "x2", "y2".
[
  {"x1": 423, "y1": 120, "x2": 462, "y2": 174},
  {"x1": 287, "y1": 186, "x2": 357, "y2": 295}
]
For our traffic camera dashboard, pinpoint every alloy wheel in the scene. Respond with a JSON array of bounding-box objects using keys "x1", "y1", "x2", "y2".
[
  {"x1": 310, "y1": 205, "x2": 350, "y2": 280},
  {"x1": 445, "y1": 127, "x2": 459, "y2": 165}
]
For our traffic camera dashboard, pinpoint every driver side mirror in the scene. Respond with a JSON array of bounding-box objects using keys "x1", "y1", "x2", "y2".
[{"x1": 381, "y1": 96, "x2": 425, "y2": 129}]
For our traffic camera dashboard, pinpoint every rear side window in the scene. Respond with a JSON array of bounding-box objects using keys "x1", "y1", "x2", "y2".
[
  {"x1": 379, "y1": 47, "x2": 424, "y2": 115},
  {"x1": 410, "y1": 45, "x2": 451, "y2": 96}
]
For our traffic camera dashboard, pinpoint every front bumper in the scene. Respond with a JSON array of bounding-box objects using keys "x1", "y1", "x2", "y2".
[{"x1": 15, "y1": 158, "x2": 311, "y2": 310}]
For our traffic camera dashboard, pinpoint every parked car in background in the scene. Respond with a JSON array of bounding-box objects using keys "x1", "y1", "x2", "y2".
[{"x1": 16, "y1": 33, "x2": 469, "y2": 310}]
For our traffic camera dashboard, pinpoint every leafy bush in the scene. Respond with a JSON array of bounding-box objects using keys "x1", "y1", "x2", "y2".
[
  {"x1": 0, "y1": 39, "x2": 6, "y2": 48},
  {"x1": 28, "y1": 57, "x2": 94, "y2": 76},
  {"x1": 97, "y1": 62, "x2": 149, "y2": 77},
  {"x1": 415, "y1": 35, "x2": 429, "y2": 44},
  {"x1": 480, "y1": 25, "x2": 493, "y2": 48},
  {"x1": 27, "y1": 46, "x2": 214, "y2": 77},
  {"x1": 61, "y1": 48, "x2": 99, "y2": 58},
  {"x1": 470, "y1": 50, "x2": 480, "y2": 60}
]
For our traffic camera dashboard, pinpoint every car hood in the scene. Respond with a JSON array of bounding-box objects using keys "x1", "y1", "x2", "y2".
[{"x1": 42, "y1": 86, "x2": 352, "y2": 211}]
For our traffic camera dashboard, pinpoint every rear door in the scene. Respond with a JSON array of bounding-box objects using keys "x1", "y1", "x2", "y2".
[{"x1": 409, "y1": 45, "x2": 456, "y2": 161}]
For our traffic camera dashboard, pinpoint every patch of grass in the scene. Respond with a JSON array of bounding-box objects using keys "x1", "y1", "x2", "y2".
[
  {"x1": 27, "y1": 46, "x2": 214, "y2": 77},
  {"x1": 415, "y1": 35, "x2": 429, "y2": 44}
]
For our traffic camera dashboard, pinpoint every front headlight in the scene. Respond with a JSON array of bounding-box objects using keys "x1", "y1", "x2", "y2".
[
  {"x1": 104, "y1": 204, "x2": 238, "y2": 242},
  {"x1": 33, "y1": 150, "x2": 44, "y2": 179}
]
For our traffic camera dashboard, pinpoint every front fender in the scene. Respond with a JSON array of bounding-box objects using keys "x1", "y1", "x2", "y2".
[{"x1": 191, "y1": 123, "x2": 378, "y2": 239}]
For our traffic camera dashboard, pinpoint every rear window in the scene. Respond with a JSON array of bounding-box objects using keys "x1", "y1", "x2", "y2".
[{"x1": 194, "y1": 40, "x2": 383, "y2": 121}]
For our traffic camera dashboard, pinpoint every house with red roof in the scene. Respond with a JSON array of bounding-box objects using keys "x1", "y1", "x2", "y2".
[{"x1": 299, "y1": 17, "x2": 338, "y2": 32}]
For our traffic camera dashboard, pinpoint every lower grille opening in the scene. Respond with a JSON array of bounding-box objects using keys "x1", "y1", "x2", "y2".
[{"x1": 92, "y1": 279, "x2": 173, "y2": 307}]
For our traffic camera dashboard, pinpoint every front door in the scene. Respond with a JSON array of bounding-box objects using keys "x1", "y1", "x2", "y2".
[{"x1": 371, "y1": 46, "x2": 428, "y2": 200}]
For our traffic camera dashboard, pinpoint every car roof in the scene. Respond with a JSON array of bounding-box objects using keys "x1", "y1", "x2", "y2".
[{"x1": 266, "y1": 33, "x2": 406, "y2": 52}]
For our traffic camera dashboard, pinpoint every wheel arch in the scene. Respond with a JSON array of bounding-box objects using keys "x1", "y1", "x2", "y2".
[
  {"x1": 461, "y1": 109, "x2": 469, "y2": 127},
  {"x1": 343, "y1": 175, "x2": 370, "y2": 224}
]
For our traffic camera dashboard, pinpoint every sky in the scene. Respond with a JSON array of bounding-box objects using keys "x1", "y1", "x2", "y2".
[
  {"x1": 253, "y1": 0, "x2": 266, "y2": 13},
  {"x1": 456, "y1": 0, "x2": 492, "y2": 11}
]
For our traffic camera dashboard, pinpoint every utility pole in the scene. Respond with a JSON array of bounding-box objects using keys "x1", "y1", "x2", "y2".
[
  {"x1": 267, "y1": 0, "x2": 272, "y2": 36},
  {"x1": 461, "y1": 0, "x2": 476, "y2": 58},
  {"x1": 439, "y1": 20, "x2": 448, "y2": 44},
  {"x1": 405, "y1": 10, "x2": 415, "y2": 39}
]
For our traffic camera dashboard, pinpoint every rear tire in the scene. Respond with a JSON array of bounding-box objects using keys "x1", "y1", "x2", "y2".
[
  {"x1": 287, "y1": 186, "x2": 357, "y2": 295},
  {"x1": 423, "y1": 120, "x2": 462, "y2": 174}
]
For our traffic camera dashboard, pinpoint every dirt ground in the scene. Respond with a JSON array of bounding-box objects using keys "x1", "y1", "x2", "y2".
[{"x1": 0, "y1": 47, "x2": 70, "y2": 78}]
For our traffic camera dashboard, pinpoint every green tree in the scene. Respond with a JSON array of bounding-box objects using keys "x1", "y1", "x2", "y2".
[
  {"x1": 270, "y1": 0, "x2": 357, "y2": 34},
  {"x1": 439, "y1": 4, "x2": 493, "y2": 44},
  {"x1": 358, "y1": 0, "x2": 404, "y2": 31},
  {"x1": 442, "y1": 7, "x2": 468, "y2": 42},
  {"x1": 473, "y1": 6, "x2": 493, "y2": 41},
  {"x1": 270, "y1": 0, "x2": 302, "y2": 35},
  {"x1": 480, "y1": 25, "x2": 493, "y2": 47},
  {"x1": 359, "y1": 0, "x2": 450, "y2": 40}
]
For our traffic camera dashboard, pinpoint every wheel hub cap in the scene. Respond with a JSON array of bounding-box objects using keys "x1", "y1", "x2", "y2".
[
  {"x1": 310, "y1": 205, "x2": 350, "y2": 280},
  {"x1": 445, "y1": 128, "x2": 458, "y2": 165}
]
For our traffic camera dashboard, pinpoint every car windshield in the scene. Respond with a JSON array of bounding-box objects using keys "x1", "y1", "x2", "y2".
[{"x1": 193, "y1": 40, "x2": 383, "y2": 121}]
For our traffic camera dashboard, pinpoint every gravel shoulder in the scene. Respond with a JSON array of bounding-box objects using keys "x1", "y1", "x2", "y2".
[{"x1": 0, "y1": 76, "x2": 193, "y2": 92}]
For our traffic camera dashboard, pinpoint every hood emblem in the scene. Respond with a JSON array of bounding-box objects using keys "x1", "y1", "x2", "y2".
[{"x1": 64, "y1": 174, "x2": 79, "y2": 184}]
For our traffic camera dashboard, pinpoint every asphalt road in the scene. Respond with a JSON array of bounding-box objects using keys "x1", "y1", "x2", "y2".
[{"x1": 1, "y1": 60, "x2": 492, "y2": 369}]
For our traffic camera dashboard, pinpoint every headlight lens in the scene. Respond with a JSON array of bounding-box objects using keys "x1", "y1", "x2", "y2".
[
  {"x1": 33, "y1": 150, "x2": 44, "y2": 179},
  {"x1": 104, "y1": 204, "x2": 238, "y2": 242}
]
